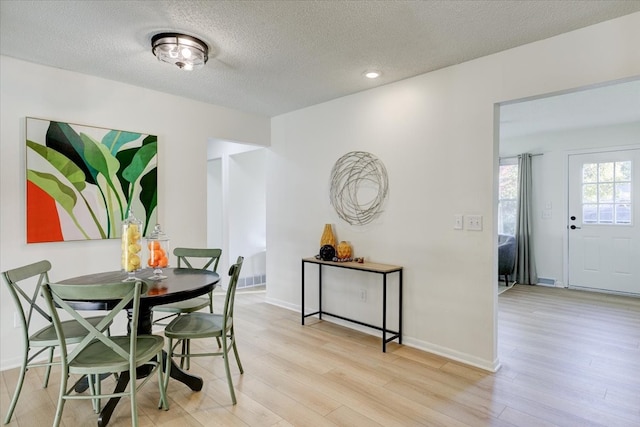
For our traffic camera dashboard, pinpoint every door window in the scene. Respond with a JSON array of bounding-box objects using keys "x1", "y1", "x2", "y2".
[{"x1": 582, "y1": 161, "x2": 632, "y2": 225}]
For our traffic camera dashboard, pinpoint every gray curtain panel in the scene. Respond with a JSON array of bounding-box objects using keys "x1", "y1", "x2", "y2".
[{"x1": 515, "y1": 153, "x2": 538, "y2": 285}]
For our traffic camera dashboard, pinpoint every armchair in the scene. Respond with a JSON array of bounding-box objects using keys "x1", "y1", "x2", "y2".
[{"x1": 498, "y1": 234, "x2": 516, "y2": 286}]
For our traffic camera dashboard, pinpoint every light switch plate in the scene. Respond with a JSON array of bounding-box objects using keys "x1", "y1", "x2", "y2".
[{"x1": 454, "y1": 214, "x2": 463, "y2": 230}]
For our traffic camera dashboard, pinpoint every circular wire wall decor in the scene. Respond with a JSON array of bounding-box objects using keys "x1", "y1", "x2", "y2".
[{"x1": 329, "y1": 151, "x2": 389, "y2": 225}]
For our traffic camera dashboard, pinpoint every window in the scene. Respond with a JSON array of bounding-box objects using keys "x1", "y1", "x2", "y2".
[
  {"x1": 582, "y1": 161, "x2": 632, "y2": 225},
  {"x1": 499, "y1": 161, "x2": 518, "y2": 235}
]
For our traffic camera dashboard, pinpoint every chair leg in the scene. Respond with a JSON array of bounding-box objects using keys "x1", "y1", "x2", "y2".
[
  {"x1": 230, "y1": 329, "x2": 244, "y2": 374},
  {"x1": 52, "y1": 368, "x2": 68, "y2": 427},
  {"x1": 222, "y1": 337, "x2": 237, "y2": 404},
  {"x1": 179, "y1": 340, "x2": 189, "y2": 370},
  {"x1": 43, "y1": 346, "x2": 54, "y2": 388},
  {"x1": 157, "y1": 352, "x2": 169, "y2": 410},
  {"x1": 185, "y1": 339, "x2": 191, "y2": 370},
  {"x1": 3, "y1": 353, "x2": 28, "y2": 424},
  {"x1": 162, "y1": 339, "x2": 173, "y2": 405},
  {"x1": 130, "y1": 377, "x2": 138, "y2": 427}
]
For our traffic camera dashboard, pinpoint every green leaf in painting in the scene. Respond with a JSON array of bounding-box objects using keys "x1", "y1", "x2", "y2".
[
  {"x1": 115, "y1": 147, "x2": 138, "y2": 203},
  {"x1": 139, "y1": 168, "x2": 158, "y2": 235},
  {"x1": 27, "y1": 140, "x2": 87, "y2": 192},
  {"x1": 103, "y1": 130, "x2": 142, "y2": 155},
  {"x1": 79, "y1": 133, "x2": 125, "y2": 216},
  {"x1": 122, "y1": 141, "x2": 157, "y2": 201},
  {"x1": 46, "y1": 122, "x2": 99, "y2": 185}
]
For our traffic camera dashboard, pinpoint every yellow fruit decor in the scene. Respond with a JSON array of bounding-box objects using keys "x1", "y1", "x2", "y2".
[{"x1": 121, "y1": 209, "x2": 143, "y2": 281}]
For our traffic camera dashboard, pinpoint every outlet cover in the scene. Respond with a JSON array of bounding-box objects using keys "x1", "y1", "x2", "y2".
[{"x1": 465, "y1": 215, "x2": 483, "y2": 231}]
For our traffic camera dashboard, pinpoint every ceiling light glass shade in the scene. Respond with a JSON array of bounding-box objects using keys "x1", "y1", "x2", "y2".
[{"x1": 152, "y1": 32, "x2": 208, "y2": 71}]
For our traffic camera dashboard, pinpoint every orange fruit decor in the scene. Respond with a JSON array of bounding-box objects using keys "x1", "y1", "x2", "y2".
[{"x1": 146, "y1": 224, "x2": 170, "y2": 279}]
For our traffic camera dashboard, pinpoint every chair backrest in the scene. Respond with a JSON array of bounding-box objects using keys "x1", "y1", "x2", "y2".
[
  {"x1": 41, "y1": 280, "x2": 148, "y2": 369},
  {"x1": 2, "y1": 260, "x2": 53, "y2": 337},
  {"x1": 174, "y1": 247, "x2": 222, "y2": 272},
  {"x1": 223, "y1": 256, "x2": 244, "y2": 331},
  {"x1": 498, "y1": 234, "x2": 516, "y2": 273}
]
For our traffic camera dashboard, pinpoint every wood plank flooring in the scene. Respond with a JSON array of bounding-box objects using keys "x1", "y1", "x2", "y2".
[{"x1": 1, "y1": 285, "x2": 639, "y2": 426}]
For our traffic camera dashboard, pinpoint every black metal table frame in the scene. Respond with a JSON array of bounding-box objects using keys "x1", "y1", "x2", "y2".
[{"x1": 301, "y1": 258, "x2": 403, "y2": 352}]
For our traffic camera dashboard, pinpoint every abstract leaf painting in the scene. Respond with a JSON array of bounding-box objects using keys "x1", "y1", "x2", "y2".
[{"x1": 26, "y1": 118, "x2": 158, "y2": 243}]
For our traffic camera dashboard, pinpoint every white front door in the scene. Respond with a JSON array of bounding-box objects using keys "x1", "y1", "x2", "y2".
[{"x1": 568, "y1": 148, "x2": 640, "y2": 295}]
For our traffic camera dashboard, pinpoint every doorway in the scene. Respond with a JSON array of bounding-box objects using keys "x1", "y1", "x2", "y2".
[
  {"x1": 498, "y1": 78, "x2": 640, "y2": 292},
  {"x1": 207, "y1": 140, "x2": 266, "y2": 290}
]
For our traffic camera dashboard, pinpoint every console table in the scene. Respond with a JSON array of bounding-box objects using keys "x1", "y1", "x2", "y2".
[{"x1": 301, "y1": 257, "x2": 403, "y2": 352}]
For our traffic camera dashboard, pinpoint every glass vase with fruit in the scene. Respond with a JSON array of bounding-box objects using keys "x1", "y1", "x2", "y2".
[
  {"x1": 147, "y1": 224, "x2": 170, "y2": 280},
  {"x1": 121, "y1": 209, "x2": 143, "y2": 282}
]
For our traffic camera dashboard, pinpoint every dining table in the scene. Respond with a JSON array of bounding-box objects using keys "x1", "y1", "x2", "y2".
[{"x1": 58, "y1": 267, "x2": 220, "y2": 427}]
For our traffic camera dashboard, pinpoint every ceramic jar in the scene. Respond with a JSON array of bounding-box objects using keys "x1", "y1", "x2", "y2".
[{"x1": 337, "y1": 241, "x2": 352, "y2": 259}]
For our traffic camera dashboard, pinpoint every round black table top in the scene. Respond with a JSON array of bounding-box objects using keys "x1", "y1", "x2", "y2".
[{"x1": 58, "y1": 267, "x2": 220, "y2": 311}]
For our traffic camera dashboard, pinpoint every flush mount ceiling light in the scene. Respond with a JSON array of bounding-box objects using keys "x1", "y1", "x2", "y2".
[{"x1": 151, "y1": 32, "x2": 209, "y2": 71}]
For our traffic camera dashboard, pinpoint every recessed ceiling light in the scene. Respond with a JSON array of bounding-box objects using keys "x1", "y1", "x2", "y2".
[{"x1": 363, "y1": 70, "x2": 381, "y2": 79}]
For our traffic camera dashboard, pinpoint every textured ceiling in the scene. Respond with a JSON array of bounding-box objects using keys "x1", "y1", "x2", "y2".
[{"x1": 1, "y1": 1, "x2": 639, "y2": 118}]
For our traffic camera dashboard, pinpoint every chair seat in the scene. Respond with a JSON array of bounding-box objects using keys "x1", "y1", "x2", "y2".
[
  {"x1": 69, "y1": 335, "x2": 165, "y2": 375},
  {"x1": 164, "y1": 312, "x2": 226, "y2": 339},
  {"x1": 152, "y1": 296, "x2": 210, "y2": 314},
  {"x1": 30, "y1": 316, "x2": 108, "y2": 347}
]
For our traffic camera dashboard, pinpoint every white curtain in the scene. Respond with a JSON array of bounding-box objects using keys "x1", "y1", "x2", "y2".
[{"x1": 514, "y1": 153, "x2": 538, "y2": 285}]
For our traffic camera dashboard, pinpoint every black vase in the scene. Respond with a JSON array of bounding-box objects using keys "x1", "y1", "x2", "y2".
[{"x1": 319, "y1": 244, "x2": 336, "y2": 261}]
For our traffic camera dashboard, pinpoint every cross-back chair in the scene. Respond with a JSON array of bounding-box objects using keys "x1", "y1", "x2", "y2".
[
  {"x1": 152, "y1": 247, "x2": 222, "y2": 369},
  {"x1": 1, "y1": 260, "x2": 111, "y2": 424},
  {"x1": 163, "y1": 256, "x2": 244, "y2": 404},
  {"x1": 41, "y1": 280, "x2": 168, "y2": 427}
]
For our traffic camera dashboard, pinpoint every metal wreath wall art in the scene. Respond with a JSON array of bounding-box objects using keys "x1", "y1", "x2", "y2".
[{"x1": 329, "y1": 151, "x2": 389, "y2": 225}]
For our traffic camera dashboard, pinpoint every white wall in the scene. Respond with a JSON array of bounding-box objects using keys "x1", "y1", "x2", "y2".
[
  {"x1": 501, "y1": 121, "x2": 640, "y2": 286},
  {"x1": 0, "y1": 56, "x2": 270, "y2": 370},
  {"x1": 229, "y1": 149, "x2": 266, "y2": 285},
  {"x1": 266, "y1": 13, "x2": 640, "y2": 371},
  {"x1": 207, "y1": 158, "x2": 223, "y2": 249}
]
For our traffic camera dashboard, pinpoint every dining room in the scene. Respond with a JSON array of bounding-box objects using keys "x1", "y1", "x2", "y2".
[{"x1": 2, "y1": 2, "x2": 640, "y2": 426}]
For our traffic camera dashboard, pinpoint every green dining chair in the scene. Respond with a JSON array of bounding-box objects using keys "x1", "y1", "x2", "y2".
[
  {"x1": 2, "y1": 260, "x2": 111, "y2": 424},
  {"x1": 41, "y1": 279, "x2": 169, "y2": 427},
  {"x1": 152, "y1": 247, "x2": 222, "y2": 369},
  {"x1": 163, "y1": 256, "x2": 244, "y2": 404}
]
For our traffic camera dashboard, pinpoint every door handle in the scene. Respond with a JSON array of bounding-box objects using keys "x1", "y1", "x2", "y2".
[{"x1": 570, "y1": 225, "x2": 581, "y2": 230}]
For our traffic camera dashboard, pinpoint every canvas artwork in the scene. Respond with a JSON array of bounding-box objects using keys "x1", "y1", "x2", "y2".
[{"x1": 26, "y1": 118, "x2": 158, "y2": 243}]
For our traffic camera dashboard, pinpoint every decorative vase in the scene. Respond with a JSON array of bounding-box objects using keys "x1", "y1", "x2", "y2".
[
  {"x1": 320, "y1": 224, "x2": 336, "y2": 248},
  {"x1": 147, "y1": 224, "x2": 170, "y2": 279},
  {"x1": 320, "y1": 245, "x2": 336, "y2": 261},
  {"x1": 121, "y1": 209, "x2": 143, "y2": 282},
  {"x1": 337, "y1": 241, "x2": 352, "y2": 259}
]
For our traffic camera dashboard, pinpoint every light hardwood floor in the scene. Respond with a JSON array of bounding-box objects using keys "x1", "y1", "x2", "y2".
[{"x1": 1, "y1": 285, "x2": 639, "y2": 426}]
